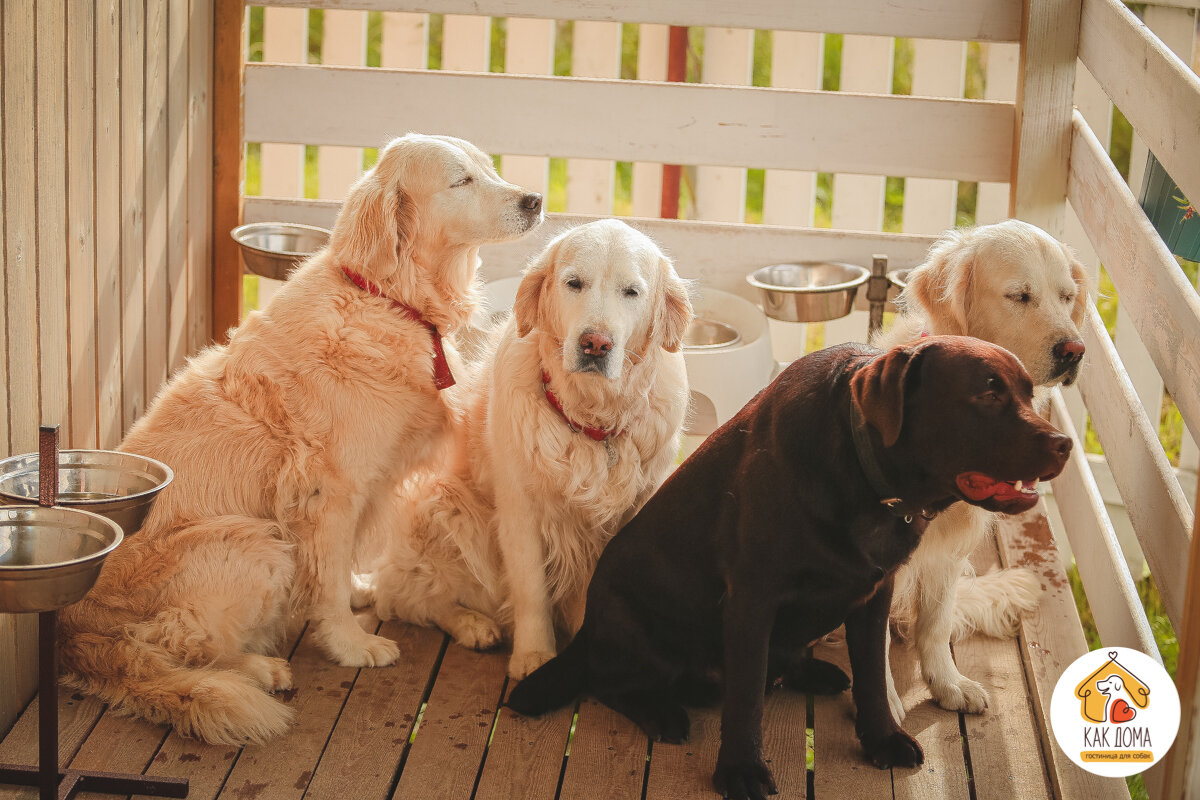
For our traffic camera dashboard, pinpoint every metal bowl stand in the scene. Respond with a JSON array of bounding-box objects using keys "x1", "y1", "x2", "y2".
[
  {"x1": 866, "y1": 254, "x2": 892, "y2": 339},
  {"x1": 0, "y1": 427, "x2": 188, "y2": 800}
]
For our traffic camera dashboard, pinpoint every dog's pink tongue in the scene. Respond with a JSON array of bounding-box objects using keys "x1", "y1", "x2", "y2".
[{"x1": 956, "y1": 472, "x2": 1004, "y2": 501}]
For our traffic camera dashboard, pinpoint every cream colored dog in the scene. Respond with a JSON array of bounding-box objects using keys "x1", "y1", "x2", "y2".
[
  {"x1": 875, "y1": 219, "x2": 1088, "y2": 718},
  {"x1": 373, "y1": 219, "x2": 693, "y2": 678},
  {"x1": 57, "y1": 133, "x2": 543, "y2": 744}
]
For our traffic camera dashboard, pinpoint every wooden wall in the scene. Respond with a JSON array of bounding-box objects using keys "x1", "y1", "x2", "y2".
[{"x1": 0, "y1": 0, "x2": 214, "y2": 737}]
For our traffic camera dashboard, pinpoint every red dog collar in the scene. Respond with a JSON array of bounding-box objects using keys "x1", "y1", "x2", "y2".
[
  {"x1": 341, "y1": 266, "x2": 455, "y2": 390},
  {"x1": 541, "y1": 371, "x2": 622, "y2": 442}
]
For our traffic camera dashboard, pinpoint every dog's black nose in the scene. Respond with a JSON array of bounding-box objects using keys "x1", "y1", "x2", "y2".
[
  {"x1": 1053, "y1": 338, "x2": 1085, "y2": 366},
  {"x1": 521, "y1": 193, "x2": 543, "y2": 212}
]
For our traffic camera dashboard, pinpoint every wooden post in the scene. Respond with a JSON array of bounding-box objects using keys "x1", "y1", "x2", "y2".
[
  {"x1": 659, "y1": 26, "x2": 687, "y2": 219},
  {"x1": 1163, "y1": 479, "x2": 1200, "y2": 798},
  {"x1": 1010, "y1": 0, "x2": 1083, "y2": 236},
  {"x1": 211, "y1": 0, "x2": 245, "y2": 342}
]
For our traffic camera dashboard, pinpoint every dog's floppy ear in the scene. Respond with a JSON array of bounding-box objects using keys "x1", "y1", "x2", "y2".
[
  {"x1": 329, "y1": 171, "x2": 419, "y2": 277},
  {"x1": 654, "y1": 257, "x2": 693, "y2": 353},
  {"x1": 904, "y1": 230, "x2": 972, "y2": 336},
  {"x1": 850, "y1": 345, "x2": 925, "y2": 447},
  {"x1": 1067, "y1": 251, "x2": 1090, "y2": 328},
  {"x1": 514, "y1": 235, "x2": 562, "y2": 338}
]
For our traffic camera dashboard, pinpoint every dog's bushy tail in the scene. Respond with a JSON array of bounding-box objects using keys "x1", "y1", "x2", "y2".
[
  {"x1": 507, "y1": 628, "x2": 589, "y2": 716},
  {"x1": 60, "y1": 634, "x2": 293, "y2": 745}
]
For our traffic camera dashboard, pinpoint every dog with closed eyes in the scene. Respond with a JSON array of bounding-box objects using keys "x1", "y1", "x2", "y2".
[{"x1": 507, "y1": 335, "x2": 1072, "y2": 800}]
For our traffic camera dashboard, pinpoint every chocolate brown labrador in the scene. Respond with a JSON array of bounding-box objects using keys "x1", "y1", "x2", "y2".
[{"x1": 506, "y1": 335, "x2": 1071, "y2": 799}]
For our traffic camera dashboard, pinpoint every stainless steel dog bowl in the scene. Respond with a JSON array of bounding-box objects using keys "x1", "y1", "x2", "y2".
[
  {"x1": 887, "y1": 268, "x2": 913, "y2": 292},
  {"x1": 0, "y1": 450, "x2": 173, "y2": 535},
  {"x1": 682, "y1": 317, "x2": 742, "y2": 350},
  {"x1": 747, "y1": 262, "x2": 870, "y2": 323},
  {"x1": 231, "y1": 222, "x2": 331, "y2": 280},
  {"x1": 0, "y1": 505, "x2": 123, "y2": 613}
]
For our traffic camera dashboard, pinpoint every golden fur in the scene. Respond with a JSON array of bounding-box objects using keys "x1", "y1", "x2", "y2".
[
  {"x1": 372, "y1": 220, "x2": 693, "y2": 678},
  {"x1": 57, "y1": 133, "x2": 543, "y2": 744},
  {"x1": 874, "y1": 219, "x2": 1088, "y2": 718}
]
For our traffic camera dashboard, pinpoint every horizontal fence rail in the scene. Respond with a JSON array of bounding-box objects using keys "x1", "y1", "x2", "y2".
[
  {"x1": 243, "y1": 65, "x2": 1016, "y2": 182},
  {"x1": 257, "y1": 0, "x2": 1023, "y2": 42}
]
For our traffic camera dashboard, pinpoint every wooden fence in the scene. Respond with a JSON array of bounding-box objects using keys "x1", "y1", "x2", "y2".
[{"x1": 0, "y1": 0, "x2": 214, "y2": 735}]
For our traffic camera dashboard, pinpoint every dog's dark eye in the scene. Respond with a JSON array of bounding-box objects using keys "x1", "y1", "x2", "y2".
[
  {"x1": 624, "y1": 287, "x2": 639, "y2": 298},
  {"x1": 1061, "y1": 291, "x2": 1075, "y2": 304},
  {"x1": 452, "y1": 175, "x2": 473, "y2": 188},
  {"x1": 566, "y1": 277, "x2": 583, "y2": 291},
  {"x1": 978, "y1": 376, "x2": 1005, "y2": 403},
  {"x1": 1008, "y1": 290, "x2": 1032, "y2": 304}
]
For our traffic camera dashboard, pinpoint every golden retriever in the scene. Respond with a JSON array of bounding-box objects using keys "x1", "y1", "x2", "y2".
[
  {"x1": 874, "y1": 219, "x2": 1088, "y2": 718},
  {"x1": 57, "y1": 133, "x2": 544, "y2": 744},
  {"x1": 372, "y1": 219, "x2": 693, "y2": 678}
]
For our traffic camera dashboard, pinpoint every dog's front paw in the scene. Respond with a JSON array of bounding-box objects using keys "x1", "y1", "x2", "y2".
[
  {"x1": 509, "y1": 649, "x2": 554, "y2": 680},
  {"x1": 448, "y1": 609, "x2": 502, "y2": 651},
  {"x1": 319, "y1": 626, "x2": 400, "y2": 668},
  {"x1": 931, "y1": 675, "x2": 989, "y2": 714},
  {"x1": 641, "y1": 702, "x2": 691, "y2": 744},
  {"x1": 860, "y1": 730, "x2": 924, "y2": 770},
  {"x1": 713, "y1": 753, "x2": 777, "y2": 800},
  {"x1": 782, "y1": 657, "x2": 850, "y2": 695}
]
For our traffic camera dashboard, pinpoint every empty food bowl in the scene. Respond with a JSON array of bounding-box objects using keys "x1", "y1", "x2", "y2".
[
  {"x1": 683, "y1": 318, "x2": 742, "y2": 350},
  {"x1": 747, "y1": 262, "x2": 871, "y2": 323},
  {"x1": 0, "y1": 505, "x2": 123, "y2": 612},
  {"x1": 231, "y1": 222, "x2": 331, "y2": 281},
  {"x1": 0, "y1": 450, "x2": 173, "y2": 535}
]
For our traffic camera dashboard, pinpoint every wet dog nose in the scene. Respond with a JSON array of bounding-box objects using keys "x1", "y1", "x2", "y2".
[
  {"x1": 580, "y1": 331, "x2": 613, "y2": 358},
  {"x1": 521, "y1": 193, "x2": 543, "y2": 212},
  {"x1": 1053, "y1": 338, "x2": 1085, "y2": 366},
  {"x1": 1048, "y1": 432, "x2": 1073, "y2": 459}
]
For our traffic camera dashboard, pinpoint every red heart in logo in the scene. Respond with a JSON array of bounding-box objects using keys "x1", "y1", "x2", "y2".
[{"x1": 1110, "y1": 699, "x2": 1136, "y2": 723}]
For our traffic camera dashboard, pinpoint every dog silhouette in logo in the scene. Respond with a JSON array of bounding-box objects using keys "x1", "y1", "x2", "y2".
[
  {"x1": 1076, "y1": 651, "x2": 1150, "y2": 724},
  {"x1": 1096, "y1": 675, "x2": 1138, "y2": 724}
]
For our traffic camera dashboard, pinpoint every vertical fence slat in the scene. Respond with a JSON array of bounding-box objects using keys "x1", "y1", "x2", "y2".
[
  {"x1": 145, "y1": 0, "x2": 170, "y2": 405},
  {"x1": 631, "y1": 23, "x2": 668, "y2": 217},
  {"x1": 189, "y1": 0, "x2": 214, "y2": 350},
  {"x1": 693, "y1": 26, "x2": 752, "y2": 223},
  {"x1": 901, "y1": 38, "x2": 965, "y2": 234},
  {"x1": 317, "y1": 10, "x2": 366, "y2": 202},
  {"x1": 210, "y1": 0, "x2": 241, "y2": 342},
  {"x1": 501, "y1": 17, "x2": 554, "y2": 197},
  {"x1": 828, "y1": 33, "x2": 894, "y2": 347},
  {"x1": 441, "y1": 13, "x2": 489, "y2": 71},
  {"x1": 36, "y1": 0, "x2": 70, "y2": 436},
  {"x1": 68, "y1": 1, "x2": 98, "y2": 449},
  {"x1": 975, "y1": 41, "x2": 1019, "y2": 224},
  {"x1": 1, "y1": 0, "x2": 43, "y2": 740},
  {"x1": 381, "y1": 11, "x2": 427, "y2": 69},
  {"x1": 260, "y1": 6, "x2": 307, "y2": 198},
  {"x1": 1010, "y1": 0, "x2": 1081, "y2": 235},
  {"x1": 762, "y1": 30, "x2": 823, "y2": 362},
  {"x1": 120, "y1": 0, "x2": 146, "y2": 434},
  {"x1": 0, "y1": 0, "x2": 9, "y2": 459},
  {"x1": 566, "y1": 20, "x2": 620, "y2": 214},
  {"x1": 762, "y1": 31, "x2": 822, "y2": 227},
  {"x1": 96, "y1": 0, "x2": 122, "y2": 448},
  {"x1": 5, "y1": 0, "x2": 41, "y2": 455},
  {"x1": 167, "y1": 0, "x2": 190, "y2": 376}
]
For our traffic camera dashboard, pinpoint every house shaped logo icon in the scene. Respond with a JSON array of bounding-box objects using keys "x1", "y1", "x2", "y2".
[{"x1": 1075, "y1": 651, "x2": 1150, "y2": 724}]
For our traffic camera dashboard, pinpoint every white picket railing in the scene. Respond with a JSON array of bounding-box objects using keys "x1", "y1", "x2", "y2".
[{"x1": 242, "y1": 0, "x2": 1198, "y2": 534}]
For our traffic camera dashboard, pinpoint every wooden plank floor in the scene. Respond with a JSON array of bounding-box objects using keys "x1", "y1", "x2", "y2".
[{"x1": 0, "y1": 521, "x2": 1125, "y2": 800}]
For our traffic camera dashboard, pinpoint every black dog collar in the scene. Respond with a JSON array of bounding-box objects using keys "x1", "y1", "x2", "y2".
[{"x1": 848, "y1": 398, "x2": 936, "y2": 524}]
